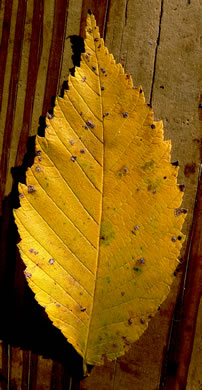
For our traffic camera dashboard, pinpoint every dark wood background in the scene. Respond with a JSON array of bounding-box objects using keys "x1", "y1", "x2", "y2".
[{"x1": 0, "y1": 0, "x2": 201, "y2": 389}]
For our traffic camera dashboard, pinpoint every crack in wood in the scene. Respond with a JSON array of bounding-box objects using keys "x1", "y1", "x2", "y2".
[{"x1": 149, "y1": 0, "x2": 164, "y2": 105}]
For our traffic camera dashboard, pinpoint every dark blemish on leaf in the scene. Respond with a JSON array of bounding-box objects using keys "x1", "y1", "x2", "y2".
[
  {"x1": 121, "y1": 292, "x2": 125, "y2": 296},
  {"x1": 131, "y1": 230, "x2": 136, "y2": 235},
  {"x1": 28, "y1": 185, "x2": 36, "y2": 193},
  {"x1": 101, "y1": 86, "x2": 104, "y2": 91},
  {"x1": 38, "y1": 157, "x2": 42, "y2": 161},
  {"x1": 49, "y1": 258, "x2": 55, "y2": 264},
  {"x1": 87, "y1": 28, "x2": 93, "y2": 33},
  {"x1": 98, "y1": 44, "x2": 101, "y2": 48},
  {"x1": 134, "y1": 225, "x2": 139, "y2": 231},
  {"x1": 24, "y1": 270, "x2": 32, "y2": 279},
  {"x1": 136, "y1": 257, "x2": 145, "y2": 265},
  {"x1": 35, "y1": 167, "x2": 40, "y2": 172},
  {"x1": 83, "y1": 125, "x2": 88, "y2": 130},
  {"x1": 80, "y1": 307, "x2": 86, "y2": 312},
  {"x1": 103, "y1": 112, "x2": 109, "y2": 117},
  {"x1": 71, "y1": 156, "x2": 77, "y2": 162},
  {"x1": 19, "y1": 193, "x2": 24, "y2": 198},
  {"x1": 80, "y1": 149, "x2": 85, "y2": 153},
  {"x1": 171, "y1": 237, "x2": 177, "y2": 242},
  {"x1": 152, "y1": 190, "x2": 157, "y2": 194},
  {"x1": 81, "y1": 76, "x2": 86, "y2": 82},
  {"x1": 140, "y1": 318, "x2": 145, "y2": 324},
  {"x1": 147, "y1": 103, "x2": 152, "y2": 108},
  {"x1": 128, "y1": 318, "x2": 133, "y2": 325},
  {"x1": 123, "y1": 167, "x2": 128, "y2": 173},
  {"x1": 46, "y1": 112, "x2": 54, "y2": 119},
  {"x1": 147, "y1": 184, "x2": 152, "y2": 191},
  {"x1": 148, "y1": 314, "x2": 152, "y2": 319},
  {"x1": 85, "y1": 53, "x2": 91, "y2": 59},
  {"x1": 163, "y1": 176, "x2": 167, "y2": 179},
  {"x1": 86, "y1": 120, "x2": 95, "y2": 129},
  {"x1": 80, "y1": 292, "x2": 83, "y2": 295},
  {"x1": 184, "y1": 162, "x2": 196, "y2": 177},
  {"x1": 160, "y1": 85, "x2": 164, "y2": 89},
  {"x1": 179, "y1": 184, "x2": 185, "y2": 192},
  {"x1": 140, "y1": 89, "x2": 143, "y2": 93},
  {"x1": 36, "y1": 150, "x2": 41, "y2": 156},
  {"x1": 112, "y1": 344, "x2": 117, "y2": 348},
  {"x1": 106, "y1": 276, "x2": 111, "y2": 284},
  {"x1": 151, "y1": 124, "x2": 155, "y2": 129},
  {"x1": 177, "y1": 236, "x2": 182, "y2": 240},
  {"x1": 56, "y1": 303, "x2": 61, "y2": 307},
  {"x1": 101, "y1": 67, "x2": 106, "y2": 74},
  {"x1": 29, "y1": 249, "x2": 34, "y2": 253},
  {"x1": 133, "y1": 266, "x2": 142, "y2": 273},
  {"x1": 158, "y1": 306, "x2": 161, "y2": 311},
  {"x1": 94, "y1": 38, "x2": 99, "y2": 42},
  {"x1": 122, "y1": 112, "x2": 128, "y2": 118},
  {"x1": 171, "y1": 161, "x2": 179, "y2": 167},
  {"x1": 136, "y1": 187, "x2": 141, "y2": 191},
  {"x1": 69, "y1": 140, "x2": 75, "y2": 145},
  {"x1": 92, "y1": 66, "x2": 96, "y2": 71},
  {"x1": 34, "y1": 251, "x2": 38, "y2": 255},
  {"x1": 175, "y1": 208, "x2": 188, "y2": 216}
]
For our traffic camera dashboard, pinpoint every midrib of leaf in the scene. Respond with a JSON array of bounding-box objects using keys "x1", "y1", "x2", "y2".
[{"x1": 83, "y1": 18, "x2": 105, "y2": 368}]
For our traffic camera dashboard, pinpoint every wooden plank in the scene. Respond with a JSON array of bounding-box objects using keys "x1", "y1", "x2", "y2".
[
  {"x1": 4, "y1": 0, "x2": 34, "y2": 195},
  {"x1": 21, "y1": 350, "x2": 31, "y2": 390},
  {"x1": 0, "y1": 0, "x2": 18, "y2": 179},
  {"x1": 105, "y1": 0, "x2": 162, "y2": 100},
  {"x1": 58, "y1": 0, "x2": 83, "y2": 92},
  {"x1": 41, "y1": 0, "x2": 69, "y2": 117},
  {"x1": 30, "y1": 0, "x2": 55, "y2": 136},
  {"x1": 35, "y1": 356, "x2": 53, "y2": 390},
  {"x1": 187, "y1": 298, "x2": 202, "y2": 390},
  {"x1": 163, "y1": 172, "x2": 201, "y2": 389},
  {"x1": 0, "y1": 0, "x2": 13, "y2": 112},
  {"x1": 0, "y1": 0, "x2": 27, "y2": 202},
  {"x1": 80, "y1": 358, "x2": 115, "y2": 390},
  {"x1": 10, "y1": 347, "x2": 23, "y2": 390},
  {"x1": 79, "y1": 0, "x2": 109, "y2": 38},
  {"x1": 15, "y1": 0, "x2": 44, "y2": 167}
]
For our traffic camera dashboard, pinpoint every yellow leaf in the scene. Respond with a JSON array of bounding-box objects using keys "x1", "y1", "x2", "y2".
[{"x1": 14, "y1": 13, "x2": 186, "y2": 367}]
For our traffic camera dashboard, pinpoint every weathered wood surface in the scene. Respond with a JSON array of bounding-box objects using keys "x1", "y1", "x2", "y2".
[{"x1": 0, "y1": 0, "x2": 201, "y2": 389}]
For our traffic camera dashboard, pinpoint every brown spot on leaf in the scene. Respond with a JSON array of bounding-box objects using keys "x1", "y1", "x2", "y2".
[
  {"x1": 24, "y1": 270, "x2": 32, "y2": 279},
  {"x1": 175, "y1": 208, "x2": 188, "y2": 216},
  {"x1": 86, "y1": 120, "x2": 95, "y2": 129},
  {"x1": 128, "y1": 318, "x2": 133, "y2": 325},
  {"x1": 28, "y1": 185, "x2": 36, "y2": 193},
  {"x1": 49, "y1": 258, "x2": 55, "y2": 265}
]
